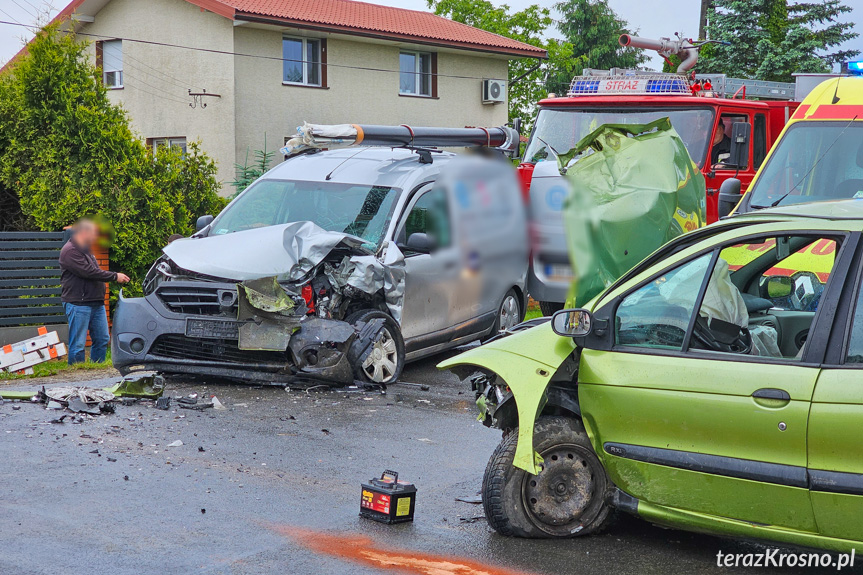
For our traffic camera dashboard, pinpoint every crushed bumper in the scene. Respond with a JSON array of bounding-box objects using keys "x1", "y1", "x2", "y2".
[{"x1": 111, "y1": 286, "x2": 384, "y2": 385}]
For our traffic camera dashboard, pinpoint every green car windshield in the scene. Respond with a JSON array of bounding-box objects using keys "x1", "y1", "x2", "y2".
[
  {"x1": 210, "y1": 179, "x2": 400, "y2": 247},
  {"x1": 524, "y1": 107, "x2": 715, "y2": 168},
  {"x1": 748, "y1": 121, "x2": 863, "y2": 209}
]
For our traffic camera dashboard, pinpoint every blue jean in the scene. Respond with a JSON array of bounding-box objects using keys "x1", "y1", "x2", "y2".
[{"x1": 63, "y1": 302, "x2": 109, "y2": 365}]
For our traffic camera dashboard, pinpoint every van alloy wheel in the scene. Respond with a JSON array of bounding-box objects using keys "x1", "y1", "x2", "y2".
[
  {"x1": 499, "y1": 293, "x2": 520, "y2": 331},
  {"x1": 361, "y1": 327, "x2": 398, "y2": 383}
]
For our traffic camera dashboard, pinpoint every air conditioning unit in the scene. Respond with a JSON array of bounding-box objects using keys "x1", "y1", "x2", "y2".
[{"x1": 482, "y1": 79, "x2": 506, "y2": 104}]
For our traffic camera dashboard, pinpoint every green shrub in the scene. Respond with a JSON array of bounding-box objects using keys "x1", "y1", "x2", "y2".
[{"x1": 0, "y1": 25, "x2": 226, "y2": 296}]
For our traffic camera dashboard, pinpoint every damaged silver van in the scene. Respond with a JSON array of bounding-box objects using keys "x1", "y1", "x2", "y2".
[{"x1": 111, "y1": 148, "x2": 528, "y2": 386}]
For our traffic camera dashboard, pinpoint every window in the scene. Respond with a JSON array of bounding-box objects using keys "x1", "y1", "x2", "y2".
[
  {"x1": 747, "y1": 122, "x2": 863, "y2": 209},
  {"x1": 210, "y1": 179, "x2": 399, "y2": 247},
  {"x1": 99, "y1": 40, "x2": 123, "y2": 89},
  {"x1": 148, "y1": 137, "x2": 187, "y2": 156},
  {"x1": 401, "y1": 188, "x2": 451, "y2": 249},
  {"x1": 690, "y1": 235, "x2": 838, "y2": 359},
  {"x1": 753, "y1": 113, "x2": 767, "y2": 169},
  {"x1": 283, "y1": 37, "x2": 322, "y2": 86},
  {"x1": 399, "y1": 51, "x2": 434, "y2": 97},
  {"x1": 615, "y1": 254, "x2": 713, "y2": 350},
  {"x1": 524, "y1": 108, "x2": 715, "y2": 167},
  {"x1": 712, "y1": 114, "x2": 749, "y2": 169}
]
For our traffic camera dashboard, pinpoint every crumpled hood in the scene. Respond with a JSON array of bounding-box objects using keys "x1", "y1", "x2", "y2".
[
  {"x1": 164, "y1": 221, "x2": 367, "y2": 281},
  {"x1": 163, "y1": 220, "x2": 407, "y2": 322}
]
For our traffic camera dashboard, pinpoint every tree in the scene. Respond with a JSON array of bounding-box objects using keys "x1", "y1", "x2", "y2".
[
  {"x1": 551, "y1": 0, "x2": 647, "y2": 85},
  {"x1": 231, "y1": 137, "x2": 276, "y2": 197},
  {"x1": 0, "y1": 25, "x2": 226, "y2": 293},
  {"x1": 427, "y1": 0, "x2": 574, "y2": 123},
  {"x1": 699, "y1": 0, "x2": 858, "y2": 82}
]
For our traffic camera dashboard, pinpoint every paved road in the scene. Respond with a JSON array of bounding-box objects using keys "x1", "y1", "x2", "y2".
[{"x1": 0, "y1": 351, "x2": 851, "y2": 574}]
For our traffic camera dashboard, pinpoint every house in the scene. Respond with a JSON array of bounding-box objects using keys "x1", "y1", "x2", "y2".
[{"x1": 23, "y1": 0, "x2": 546, "y2": 193}]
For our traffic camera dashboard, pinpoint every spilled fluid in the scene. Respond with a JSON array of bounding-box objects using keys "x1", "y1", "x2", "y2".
[{"x1": 271, "y1": 525, "x2": 536, "y2": 575}]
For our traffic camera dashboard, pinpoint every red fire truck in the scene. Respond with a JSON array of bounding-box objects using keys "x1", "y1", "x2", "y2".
[{"x1": 524, "y1": 34, "x2": 800, "y2": 315}]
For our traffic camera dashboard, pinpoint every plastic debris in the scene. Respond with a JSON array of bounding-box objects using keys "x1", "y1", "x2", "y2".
[{"x1": 167, "y1": 440, "x2": 183, "y2": 447}]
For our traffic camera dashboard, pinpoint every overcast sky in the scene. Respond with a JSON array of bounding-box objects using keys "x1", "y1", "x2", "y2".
[{"x1": 1, "y1": 0, "x2": 862, "y2": 70}]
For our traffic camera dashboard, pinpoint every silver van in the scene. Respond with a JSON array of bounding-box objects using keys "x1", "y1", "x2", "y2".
[{"x1": 111, "y1": 148, "x2": 527, "y2": 386}]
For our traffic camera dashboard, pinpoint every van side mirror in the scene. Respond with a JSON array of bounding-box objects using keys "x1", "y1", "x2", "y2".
[
  {"x1": 195, "y1": 215, "x2": 214, "y2": 232},
  {"x1": 511, "y1": 118, "x2": 523, "y2": 135},
  {"x1": 717, "y1": 178, "x2": 742, "y2": 218},
  {"x1": 729, "y1": 122, "x2": 750, "y2": 169},
  {"x1": 399, "y1": 232, "x2": 436, "y2": 254},
  {"x1": 551, "y1": 309, "x2": 592, "y2": 337}
]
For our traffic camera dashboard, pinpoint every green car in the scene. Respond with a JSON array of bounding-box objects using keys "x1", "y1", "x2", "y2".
[{"x1": 439, "y1": 200, "x2": 863, "y2": 553}]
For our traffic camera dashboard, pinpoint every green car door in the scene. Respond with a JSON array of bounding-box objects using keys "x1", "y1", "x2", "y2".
[
  {"x1": 579, "y1": 229, "x2": 851, "y2": 532},
  {"x1": 808, "y1": 251, "x2": 863, "y2": 542}
]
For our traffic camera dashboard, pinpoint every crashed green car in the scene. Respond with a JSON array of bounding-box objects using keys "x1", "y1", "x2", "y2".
[{"x1": 440, "y1": 200, "x2": 863, "y2": 553}]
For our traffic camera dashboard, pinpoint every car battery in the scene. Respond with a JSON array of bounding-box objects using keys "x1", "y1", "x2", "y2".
[{"x1": 360, "y1": 470, "x2": 416, "y2": 524}]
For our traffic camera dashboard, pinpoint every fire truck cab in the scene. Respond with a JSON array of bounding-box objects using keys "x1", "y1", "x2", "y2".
[{"x1": 523, "y1": 70, "x2": 798, "y2": 314}]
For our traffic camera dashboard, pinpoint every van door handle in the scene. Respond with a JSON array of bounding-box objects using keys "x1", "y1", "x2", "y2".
[{"x1": 752, "y1": 388, "x2": 791, "y2": 406}]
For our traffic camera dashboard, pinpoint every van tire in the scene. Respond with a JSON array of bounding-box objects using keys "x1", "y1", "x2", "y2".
[
  {"x1": 482, "y1": 416, "x2": 615, "y2": 538},
  {"x1": 346, "y1": 309, "x2": 405, "y2": 385},
  {"x1": 484, "y1": 289, "x2": 522, "y2": 342}
]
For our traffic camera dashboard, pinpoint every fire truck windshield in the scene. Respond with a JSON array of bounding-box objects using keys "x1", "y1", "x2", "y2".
[
  {"x1": 525, "y1": 107, "x2": 715, "y2": 168},
  {"x1": 747, "y1": 121, "x2": 863, "y2": 209}
]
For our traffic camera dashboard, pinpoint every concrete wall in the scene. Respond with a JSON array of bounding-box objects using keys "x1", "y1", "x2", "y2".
[
  {"x1": 81, "y1": 0, "x2": 237, "y2": 190},
  {"x1": 233, "y1": 27, "x2": 510, "y2": 177}
]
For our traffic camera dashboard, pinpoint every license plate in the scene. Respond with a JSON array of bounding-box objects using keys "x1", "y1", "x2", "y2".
[
  {"x1": 185, "y1": 318, "x2": 241, "y2": 339},
  {"x1": 544, "y1": 263, "x2": 573, "y2": 281}
]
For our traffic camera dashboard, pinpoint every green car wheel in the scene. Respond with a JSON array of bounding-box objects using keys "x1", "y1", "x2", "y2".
[{"x1": 482, "y1": 416, "x2": 615, "y2": 538}]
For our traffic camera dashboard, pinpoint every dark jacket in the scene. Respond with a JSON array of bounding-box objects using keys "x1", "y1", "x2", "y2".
[{"x1": 59, "y1": 239, "x2": 116, "y2": 304}]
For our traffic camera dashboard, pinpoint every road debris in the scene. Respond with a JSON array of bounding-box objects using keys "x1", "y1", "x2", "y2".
[
  {"x1": 167, "y1": 440, "x2": 183, "y2": 447},
  {"x1": 0, "y1": 328, "x2": 67, "y2": 375}
]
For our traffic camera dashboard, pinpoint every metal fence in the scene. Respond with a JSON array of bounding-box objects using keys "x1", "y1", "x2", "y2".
[{"x1": 0, "y1": 231, "x2": 68, "y2": 344}]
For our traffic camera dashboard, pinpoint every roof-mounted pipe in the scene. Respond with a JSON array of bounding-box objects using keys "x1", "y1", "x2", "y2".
[{"x1": 619, "y1": 34, "x2": 698, "y2": 74}]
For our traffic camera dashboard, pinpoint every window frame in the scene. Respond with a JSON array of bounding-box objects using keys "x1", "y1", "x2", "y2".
[
  {"x1": 148, "y1": 137, "x2": 187, "y2": 156},
  {"x1": 606, "y1": 229, "x2": 851, "y2": 366},
  {"x1": 399, "y1": 50, "x2": 436, "y2": 98},
  {"x1": 282, "y1": 36, "x2": 324, "y2": 88},
  {"x1": 97, "y1": 39, "x2": 124, "y2": 90}
]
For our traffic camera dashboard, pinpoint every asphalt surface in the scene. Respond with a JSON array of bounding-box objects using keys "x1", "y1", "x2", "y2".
[{"x1": 0, "y1": 350, "x2": 858, "y2": 575}]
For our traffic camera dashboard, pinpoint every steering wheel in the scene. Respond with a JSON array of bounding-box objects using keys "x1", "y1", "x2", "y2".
[{"x1": 691, "y1": 317, "x2": 753, "y2": 355}]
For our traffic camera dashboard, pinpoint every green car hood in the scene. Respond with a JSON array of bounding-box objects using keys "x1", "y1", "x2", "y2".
[{"x1": 438, "y1": 322, "x2": 576, "y2": 474}]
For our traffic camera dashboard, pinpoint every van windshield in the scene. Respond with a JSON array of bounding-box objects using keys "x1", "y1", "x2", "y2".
[
  {"x1": 748, "y1": 121, "x2": 863, "y2": 209},
  {"x1": 210, "y1": 180, "x2": 400, "y2": 246},
  {"x1": 525, "y1": 107, "x2": 715, "y2": 168}
]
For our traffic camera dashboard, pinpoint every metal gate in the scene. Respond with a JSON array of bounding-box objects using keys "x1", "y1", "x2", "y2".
[{"x1": 0, "y1": 231, "x2": 67, "y2": 345}]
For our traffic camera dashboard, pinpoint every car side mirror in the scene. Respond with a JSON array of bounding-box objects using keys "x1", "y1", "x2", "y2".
[
  {"x1": 511, "y1": 118, "x2": 523, "y2": 135},
  {"x1": 195, "y1": 214, "x2": 214, "y2": 232},
  {"x1": 729, "y1": 122, "x2": 750, "y2": 169},
  {"x1": 761, "y1": 276, "x2": 793, "y2": 299},
  {"x1": 551, "y1": 309, "x2": 592, "y2": 337},
  {"x1": 399, "y1": 232, "x2": 436, "y2": 254},
  {"x1": 717, "y1": 178, "x2": 743, "y2": 218}
]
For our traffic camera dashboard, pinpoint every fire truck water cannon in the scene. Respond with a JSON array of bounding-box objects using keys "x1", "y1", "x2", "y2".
[
  {"x1": 282, "y1": 122, "x2": 520, "y2": 159},
  {"x1": 618, "y1": 34, "x2": 699, "y2": 74}
]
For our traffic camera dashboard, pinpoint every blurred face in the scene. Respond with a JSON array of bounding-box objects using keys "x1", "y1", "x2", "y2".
[
  {"x1": 74, "y1": 221, "x2": 98, "y2": 249},
  {"x1": 713, "y1": 125, "x2": 725, "y2": 145}
]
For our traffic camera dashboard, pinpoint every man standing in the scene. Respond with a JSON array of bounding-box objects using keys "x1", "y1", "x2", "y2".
[{"x1": 59, "y1": 219, "x2": 130, "y2": 364}]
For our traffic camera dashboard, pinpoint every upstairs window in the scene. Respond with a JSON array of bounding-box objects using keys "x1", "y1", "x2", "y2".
[
  {"x1": 399, "y1": 51, "x2": 434, "y2": 97},
  {"x1": 283, "y1": 37, "x2": 323, "y2": 87},
  {"x1": 99, "y1": 40, "x2": 123, "y2": 89}
]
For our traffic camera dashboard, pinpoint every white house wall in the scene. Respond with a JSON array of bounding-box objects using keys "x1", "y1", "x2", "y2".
[
  {"x1": 82, "y1": 0, "x2": 237, "y2": 191},
  {"x1": 80, "y1": 0, "x2": 511, "y2": 195},
  {"x1": 232, "y1": 28, "x2": 510, "y2": 182}
]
